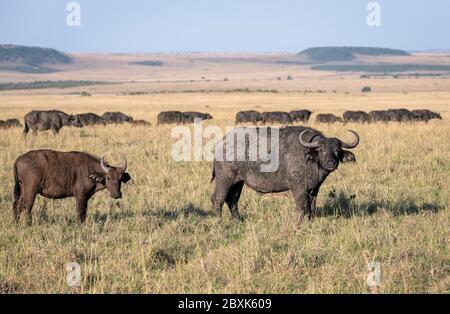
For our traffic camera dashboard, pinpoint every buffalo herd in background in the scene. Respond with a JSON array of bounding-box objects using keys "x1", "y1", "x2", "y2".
[
  {"x1": 0, "y1": 118, "x2": 22, "y2": 129},
  {"x1": 0, "y1": 110, "x2": 151, "y2": 135},
  {"x1": 233, "y1": 108, "x2": 442, "y2": 125},
  {"x1": 0, "y1": 108, "x2": 443, "y2": 134}
]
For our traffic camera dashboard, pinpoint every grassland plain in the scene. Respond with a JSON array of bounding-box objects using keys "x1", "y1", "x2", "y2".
[{"x1": 0, "y1": 92, "x2": 448, "y2": 293}]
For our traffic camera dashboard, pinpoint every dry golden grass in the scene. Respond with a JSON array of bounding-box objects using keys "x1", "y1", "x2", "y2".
[{"x1": 0, "y1": 91, "x2": 449, "y2": 293}]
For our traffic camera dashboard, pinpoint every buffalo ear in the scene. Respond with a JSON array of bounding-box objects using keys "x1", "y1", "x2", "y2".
[
  {"x1": 89, "y1": 173, "x2": 105, "y2": 184},
  {"x1": 341, "y1": 150, "x2": 356, "y2": 163},
  {"x1": 121, "y1": 172, "x2": 131, "y2": 183}
]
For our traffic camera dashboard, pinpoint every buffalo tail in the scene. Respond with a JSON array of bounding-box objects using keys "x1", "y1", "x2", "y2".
[
  {"x1": 210, "y1": 167, "x2": 215, "y2": 183},
  {"x1": 13, "y1": 162, "x2": 20, "y2": 209},
  {"x1": 23, "y1": 120, "x2": 29, "y2": 134}
]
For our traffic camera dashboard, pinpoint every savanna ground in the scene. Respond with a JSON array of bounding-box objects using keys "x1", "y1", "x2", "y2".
[{"x1": 0, "y1": 90, "x2": 448, "y2": 293}]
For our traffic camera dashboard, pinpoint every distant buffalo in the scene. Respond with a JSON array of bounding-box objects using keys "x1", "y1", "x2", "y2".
[
  {"x1": 262, "y1": 111, "x2": 292, "y2": 124},
  {"x1": 369, "y1": 110, "x2": 391, "y2": 123},
  {"x1": 102, "y1": 112, "x2": 133, "y2": 124},
  {"x1": 235, "y1": 110, "x2": 264, "y2": 124},
  {"x1": 23, "y1": 110, "x2": 82, "y2": 136},
  {"x1": 13, "y1": 150, "x2": 131, "y2": 225},
  {"x1": 157, "y1": 111, "x2": 184, "y2": 125},
  {"x1": 316, "y1": 113, "x2": 343, "y2": 124},
  {"x1": 412, "y1": 109, "x2": 442, "y2": 122},
  {"x1": 132, "y1": 119, "x2": 152, "y2": 127},
  {"x1": 157, "y1": 111, "x2": 213, "y2": 125},
  {"x1": 290, "y1": 110, "x2": 312, "y2": 123},
  {"x1": 343, "y1": 111, "x2": 372, "y2": 124},
  {"x1": 182, "y1": 112, "x2": 213, "y2": 124},
  {"x1": 77, "y1": 113, "x2": 106, "y2": 126},
  {"x1": 0, "y1": 118, "x2": 22, "y2": 129},
  {"x1": 386, "y1": 109, "x2": 414, "y2": 122}
]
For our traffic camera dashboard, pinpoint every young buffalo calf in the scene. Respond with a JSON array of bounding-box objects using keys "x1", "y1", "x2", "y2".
[{"x1": 13, "y1": 150, "x2": 131, "y2": 225}]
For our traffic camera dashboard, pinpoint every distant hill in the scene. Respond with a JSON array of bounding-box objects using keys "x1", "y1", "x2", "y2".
[
  {"x1": 311, "y1": 64, "x2": 450, "y2": 73},
  {"x1": 0, "y1": 44, "x2": 72, "y2": 73},
  {"x1": 299, "y1": 47, "x2": 410, "y2": 62},
  {"x1": 0, "y1": 80, "x2": 110, "y2": 91}
]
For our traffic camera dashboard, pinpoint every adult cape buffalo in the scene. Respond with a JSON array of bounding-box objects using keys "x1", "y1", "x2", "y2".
[
  {"x1": 211, "y1": 127, "x2": 359, "y2": 221},
  {"x1": 182, "y1": 112, "x2": 213, "y2": 124},
  {"x1": 386, "y1": 109, "x2": 414, "y2": 122},
  {"x1": 77, "y1": 113, "x2": 107, "y2": 126},
  {"x1": 343, "y1": 111, "x2": 372, "y2": 124},
  {"x1": 411, "y1": 109, "x2": 442, "y2": 122},
  {"x1": 0, "y1": 119, "x2": 22, "y2": 129},
  {"x1": 369, "y1": 110, "x2": 390, "y2": 123},
  {"x1": 102, "y1": 112, "x2": 133, "y2": 124},
  {"x1": 13, "y1": 150, "x2": 131, "y2": 225},
  {"x1": 157, "y1": 111, "x2": 184, "y2": 125},
  {"x1": 23, "y1": 110, "x2": 82, "y2": 136},
  {"x1": 157, "y1": 111, "x2": 213, "y2": 125},
  {"x1": 262, "y1": 111, "x2": 292, "y2": 124},
  {"x1": 235, "y1": 110, "x2": 264, "y2": 124},
  {"x1": 290, "y1": 110, "x2": 312, "y2": 123},
  {"x1": 316, "y1": 113, "x2": 343, "y2": 123}
]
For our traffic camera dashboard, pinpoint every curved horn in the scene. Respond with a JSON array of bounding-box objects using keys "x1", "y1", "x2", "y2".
[
  {"x1": 340, "y1": 130, "x2": 360, "y2": 149},
  {"x1": 299, "y1": 130, "x2": 320, "y2": 149},
  {"x1": 119, "y1": 156, "x2": 127, "y2": 171},
  {"x1": 100, "y1": 158, "x2": 110, "y2": 173}
]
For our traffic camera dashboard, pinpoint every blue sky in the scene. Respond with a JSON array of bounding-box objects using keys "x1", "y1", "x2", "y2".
[{"x1": 0, "y1": 0, "x2": 449, "y2": 53}]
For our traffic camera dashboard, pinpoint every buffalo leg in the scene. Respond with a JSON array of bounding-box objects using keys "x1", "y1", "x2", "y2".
[
  {"x1": 23, "y1": 193, "x2": 37, "y2": 226},
  {"x1": 51, "y1": 126, "x2": 59, "y2": 136},
  {"x1": 225, "y1": 181, "x2": 244, "y2": 221},
  {"x1": 307, "y1": 194, "x2": 317, "y2": 220},
  {"x1": 13, "y1": 196, "x2": 23, "y2": 223},
  {"x1": 22, "y1": 125, "x2": 29, "y2": 137},
  {"x1": 211, "y1": 179, "x2": 234, "y2": 217},
  {"x1": 292, "y1": 189, "x2": 310, "y2": 221},
  {"x1": 75, "y1": 195, "x2": 89, "y2": 223},
  {"x1": 306, "y1": 186, "x2": 320, "y2": 220}
]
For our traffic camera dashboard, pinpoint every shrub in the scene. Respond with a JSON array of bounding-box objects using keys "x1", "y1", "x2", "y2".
[
  {"x1": 362, "y1": 86, "x2": 372, "y2": 93},
  {"x1": 130, "y1": 60, "x2": 164, "y2": 66}
]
